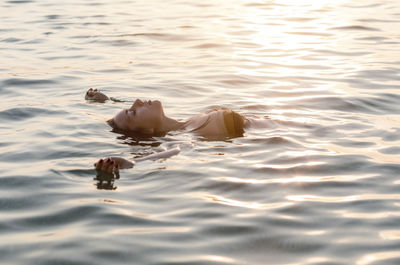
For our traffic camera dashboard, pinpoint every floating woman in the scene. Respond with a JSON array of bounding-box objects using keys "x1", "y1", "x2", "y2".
[{"x1": 86, "y1": 88, "x2": 251, "y2": 175}]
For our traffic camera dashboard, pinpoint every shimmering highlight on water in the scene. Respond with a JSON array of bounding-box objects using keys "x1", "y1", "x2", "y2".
[{"x1": 1, "y1": 0, "x2": 400, "y2": 264}]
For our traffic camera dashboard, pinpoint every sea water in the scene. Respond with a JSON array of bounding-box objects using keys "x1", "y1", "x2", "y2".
[{"x1": 1, "y1": 0, "x2": 400, "y2": 264}]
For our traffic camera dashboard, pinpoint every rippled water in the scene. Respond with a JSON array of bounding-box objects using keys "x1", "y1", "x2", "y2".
[{"x1": 1, "y1": 0, "x2": 400, "y2": 264}]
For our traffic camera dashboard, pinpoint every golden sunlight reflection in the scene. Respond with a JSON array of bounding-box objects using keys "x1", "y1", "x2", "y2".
[
  {"x1": 230, "y1": 0, "x2": 375, "y2": 115},
  {"x1": 304, "y1": 257, "x2": 332, "y2": 264},
  {"x1": 283, "y1": 149, "x2": 322, "y2": 157},
  {"x1": 255, "y1": 161, "x2": 324, "y2": 169},
  {"x1": 110, "y1": 227, "x2": 192, "y2": 235},
  {"x1": 337, "y1": 211, "x2": 400, "y2": 220},
  {"x1": 380, "y1": 230, "x2": 400, "y2": 240},
  {"x1": 204, "y1": 255, "x2": 236, "y2": 264},
  {"x1": 321, "y1": 143, "x2": 400, "y2": 164},
  {"x1": 5, "y1": 227, "x2": 79, "y2": 244},
  {"x1": 305, "y1": 230, "x2": 326, "y2": 236},
  {"x1": 203, "y1": 194, "x2": 292, "y2": 210},
  {"x1": 215, "y1": 173, "x2": 375, "y2": 185},
  {"x1": 357, "y1": 251, "x2": 400, "y2": 265},
  {"x1": 287, "y1": 194, "x2": 400, "y2": 203}
]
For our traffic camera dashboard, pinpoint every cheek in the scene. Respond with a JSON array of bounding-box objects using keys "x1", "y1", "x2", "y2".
[
  {"x1": 114, "y1": 114, "x2": 129, "y2": 129},
  {"x1": 135, "y1": 112, "x2": 158, "y2": 128}
]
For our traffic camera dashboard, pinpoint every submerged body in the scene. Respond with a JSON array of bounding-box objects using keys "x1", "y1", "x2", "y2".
[
  {"x1": 184, "y1": 108, "x2": 245, "y2": 137},
  {"x1": 107, "y1": 98, "x2": 247, "y2": 138},
  {"x1": 86, "y1": 88, "x2": 249, "y2": 174}
]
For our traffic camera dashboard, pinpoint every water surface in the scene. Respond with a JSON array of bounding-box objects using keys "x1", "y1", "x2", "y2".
[{"x1": 1, "y1": 0, "x2": 400, "y2": 264}]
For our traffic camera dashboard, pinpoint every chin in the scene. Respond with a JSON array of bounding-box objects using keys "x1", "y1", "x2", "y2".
[{"x1": 153, "y1": 100, "x2": 164, "y2": 112}]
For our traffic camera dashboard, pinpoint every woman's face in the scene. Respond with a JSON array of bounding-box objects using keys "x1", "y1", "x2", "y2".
[{"x1": 111, "y1": 99, "x2": 164, "y2": 134}]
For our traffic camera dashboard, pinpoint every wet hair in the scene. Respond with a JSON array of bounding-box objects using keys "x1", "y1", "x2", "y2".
[{"x1": 222, "y1": 110, "x2": 245, "y2": 137}]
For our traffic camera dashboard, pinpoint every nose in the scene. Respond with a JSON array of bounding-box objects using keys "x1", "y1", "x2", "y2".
[{"x1": 133, "y1": 99, "x2": 144, "y2": 107}]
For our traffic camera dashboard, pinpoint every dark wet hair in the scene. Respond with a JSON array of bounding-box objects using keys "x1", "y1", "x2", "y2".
[{"x1": 223, "y1": 110, "x2": 245, "y2": 137}]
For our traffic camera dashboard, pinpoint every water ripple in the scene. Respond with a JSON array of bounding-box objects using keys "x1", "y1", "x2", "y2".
[
  {"x1": 1, "y1": 0, "x2": 400, "y2": 264},
  {"x1": 0, "y1": 107, "x2": 67, "y2": 122},
  {"x1": 1, "y1": 78, "x2": 57, "y2": 88},
  {"x1": 331, "y1": 25, "x2": 381, "y2": 31}
]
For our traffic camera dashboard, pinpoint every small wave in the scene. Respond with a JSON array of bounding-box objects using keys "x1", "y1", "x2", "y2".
[
  {"x1": 41, "y1": 55, "x2": 85, "y2": 60},
  {"x1": 333, "y1": 139, "x2": 376, "y2": 148},
  {"x1": 313, "y1": 49, "x2": 370, "y2": 57},
  {"x1": 357, "y1": 251, "x2": 400, "y2": 265},
  {"x1": 358, "y1": 18, "x2": 400, "y2": 23},
  {"x1": 330, "y1": 25, "x2": 381, "y2": 31},
  {"x1": 45, "y1": 14, "x2": 60, "y2": 20},
  {"x1": 0, "y1": 107, "x2": 66, "y2": 122},
  {"x1": 16, "y1": 205, "x2": 102, "y2": 228},
  {"x1": 357, "y1": 36, "x2": 389, "y2": 42},
  {"x1": 297, "y1": 96, "x2": 397, "y2": 114},
  {"x1": 82, "y1": 22, "x2": 111, "y2": 26},
  {"x1": 286, "y1": 31, "x2": 332, "y2": 37},
  {"x1": 191, "y1": 43, "x2": 227, "y2": 49},
  {"x1": 51, "y1": 168, "x2": 95, "y2": 178},
  {"x1": 1, "y1": 37, "x2": 22, "y2": 43},
  {"x1": 104, "y1": 32, "x2": 194, "y2": 42},
  {"x1": 379, "y1": 147, "x2": 400, "y2": 155},
  {"x1": 6, "y1": 0, "x2": 33, "y2": 4},
  {"x1": 285, "y1": 17, "x2": 316, "y2": 22},
  {"x1": 244, "y1": 2, "x2": 274, "y2": 8},
  {"x1": 1, "y1": 78, "x2": 57, "y2": 88},
  {"x1": 238, "y1": 233, "x2": 323, "y2": 253},
  {"x1": 255, "y1": 155, "x2": 369, "y2": 176},
  {"x1": 200, "y1": 222, "x2": 259, "y2": 236},
  {"x1": 344, "y1": 3, "x2": 383, "y2": 9},
  {"x1": 100, "y1": 39, "x2": 137, "y2": 47}
]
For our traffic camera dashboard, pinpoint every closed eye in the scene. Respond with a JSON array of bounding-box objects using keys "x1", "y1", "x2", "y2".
[
  {"x1": 127, "y1": 109, "x2": 136, "y2": 116},
  {"x1": 125, "y1": 109, "x2": 137, "y2": 117}
]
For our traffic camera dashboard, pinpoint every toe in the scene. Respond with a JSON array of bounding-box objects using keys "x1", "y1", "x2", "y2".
[
  {"x1": 95, "y1": 159, "x2": 104, "y2": 169},
  {"x1": 107, "y1": 161, "x2": 115, "y2": 173},
  {"x1": 102, "y1": 158, "x2": 114, "y2": 172},
  {"x1": 114, "y1": 164, "x2": 119, "y2": 172},
  {"x1": 101, "y1": 159, "x2": 110, "y2": 171}
]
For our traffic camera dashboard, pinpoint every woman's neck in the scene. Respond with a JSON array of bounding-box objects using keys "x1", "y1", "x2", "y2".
[{"x1": 159, "y1": 115, "x2": 185, "y2": 133}]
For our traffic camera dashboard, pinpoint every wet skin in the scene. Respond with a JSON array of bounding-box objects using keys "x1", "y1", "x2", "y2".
[
  {"x1": 85, "y1": 88, "x2": 109, "y2": 101},
  {"x1": 86, "y1": 88, "x2": 247, "y2": 175}
]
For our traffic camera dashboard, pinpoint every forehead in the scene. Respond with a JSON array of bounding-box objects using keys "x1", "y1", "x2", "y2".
[{"x1": 113, "y1": 109, "x2": 128, "y2": 126}]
